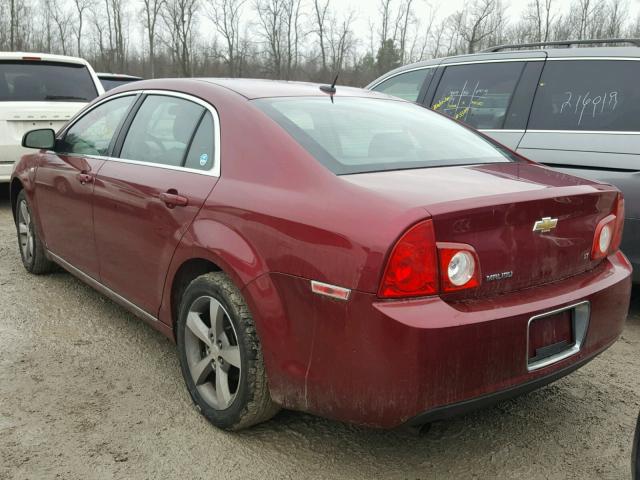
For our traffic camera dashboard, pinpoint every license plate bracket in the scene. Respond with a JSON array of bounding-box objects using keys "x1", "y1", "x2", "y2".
[{"x1": 527, "y1": 302, "x2": 590, "y2": 371}]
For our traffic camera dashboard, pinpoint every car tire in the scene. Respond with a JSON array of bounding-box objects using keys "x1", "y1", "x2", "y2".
[
  {"x1": 177, "y1": 271, "x2": 280, "y2": 430},
  {"x1": 15, "y1": 190, "x2": 55, "y2": 275}
]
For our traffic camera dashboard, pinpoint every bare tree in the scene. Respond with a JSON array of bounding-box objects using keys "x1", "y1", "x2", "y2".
[
  {"x1": 458, "y1": 0, "x2": 498, "y2": 53},
  {"x1": 109, "y1": 0, "x2": 127, "y2": 71},
  {"x1": 50, "y1": 0, "x2": 71, "y2": 55},
  {"x1": 571, "y1": 0, "x2": 599, "y2": 39},
  {"x1": 255, "y1": 0, "x2": 284, "y2": 77},
  {"x1": 89, "y1": 4, "x2": 110, "y2": 69},
  {"x1": 328, "y1": 10, "x2": 355, "y2": 73},
  {"x1": 313, "y1": 0, "x2": 330, "y2": 74},
  {"x1": 412, "y1": 3, "x2": 438, "y2": 62},
  {"x1": 283, "y1": 0, "x2": 303, "y2": 79},
  {"x1": 378, "y1": 0, "x2": 393, "y2": 47},
  {"x1": 162, "y1": 0, "x2": 199, "y2": 76},
  {"x1": 206, "y1": 0, "x2": 246, "y2": 77},
  {"x1": 9, "y1": 0, "x2": 640, "y2": 87},
  {"x1": 396, "y1": 0, "x2": 414, "y2": 63},
  {"x1": 72, "y1": 0, "x2": 93, "y2": 57},
  {"x1": 9, "y1": 0, "x2": 18, "y2": 50},
  {"x1": 526, "y1": 0, "x2": 555, "y2": 43},
  {"x1": 143, "y1": 0, "x2": 166, "y2": 78},
  {"x1": 606, "y1": 0, "x2": 627, "y2": 38}
]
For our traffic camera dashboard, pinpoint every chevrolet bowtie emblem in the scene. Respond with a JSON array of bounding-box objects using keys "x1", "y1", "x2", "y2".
[{"x1": 533, "y1": 217, "x2": 558, "y2": 233}]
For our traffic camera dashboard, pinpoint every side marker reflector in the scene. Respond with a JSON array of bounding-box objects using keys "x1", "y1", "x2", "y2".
[{"x1": 311, "y1": 281, "x2": 351, "y2": 301}]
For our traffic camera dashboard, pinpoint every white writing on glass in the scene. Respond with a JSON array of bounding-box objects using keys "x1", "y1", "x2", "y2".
[{"x1": 559, "y1": 91, "x2": 618, "y2": 126}]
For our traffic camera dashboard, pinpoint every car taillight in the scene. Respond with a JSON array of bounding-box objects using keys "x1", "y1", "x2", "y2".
[
  {"x1": 378, "y1": 221, "x2": 481, "y2": 298},
  {"x1": 592, "y1": 214, "x2": 617, "y2": 260},
  {"x1": 437, "y1": 243, "x2": 481, "y2": 293},
  {"x1": 378, "y1": 220, "x2": 438, "y2": 298},
  {"x1": 591, "y1": 193, "x2": 625, "y2": 260}
]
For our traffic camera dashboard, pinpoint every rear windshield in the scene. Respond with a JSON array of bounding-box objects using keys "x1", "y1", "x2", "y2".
[
  {"x1": 0, "y1": 60, "x2": 98, "y2": 102},
  {"x1": 100, "y1": 77, "x2": 140, "y2": 91},
  {"x1": 254, "y1": 97, "x2": 512, "y2": 174}
]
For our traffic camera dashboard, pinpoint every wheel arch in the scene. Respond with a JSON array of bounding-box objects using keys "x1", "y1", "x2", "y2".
[
  {"x1": 168, "y1": 257, "x2": 222, "y2": 339},
  {"x1": 161, "y1": 218, "x2": 269, "y2": 336}
]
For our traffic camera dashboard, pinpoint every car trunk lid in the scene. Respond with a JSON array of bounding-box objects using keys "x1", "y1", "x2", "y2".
[{"x1": 343, "y1": 162, "x2": 619, "y2": 297}]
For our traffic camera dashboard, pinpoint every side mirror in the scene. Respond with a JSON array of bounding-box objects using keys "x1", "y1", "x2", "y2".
[{"x1": 22, "y1": 129, "x2": 55, "y2": 150}]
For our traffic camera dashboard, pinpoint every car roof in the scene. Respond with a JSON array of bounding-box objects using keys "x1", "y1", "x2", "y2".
[
  {"x1": 195, "y1": 78, "x2": 395, "y2": 100},
  {"x1": 367, "y1": 45, "x2": 640, "y2": 88},
  {"x1": 0, "y1": 51, "x2": 91, "y2": 66}
]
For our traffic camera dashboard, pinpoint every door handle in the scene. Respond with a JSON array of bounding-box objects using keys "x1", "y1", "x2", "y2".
[
  {"x1": 159, "y1": 191, "x2": 189, "y2": 208},
  {"x1": 77, "y1": 172, "x2": 94, "y2": 185}
]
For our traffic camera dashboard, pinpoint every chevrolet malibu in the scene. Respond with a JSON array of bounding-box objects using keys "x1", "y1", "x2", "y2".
[{"x1": 10, "y1": 79, "x2": 632, "y2": 430}]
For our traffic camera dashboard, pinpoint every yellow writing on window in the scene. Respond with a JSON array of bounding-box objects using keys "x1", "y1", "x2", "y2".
[
  {"x1": 455, "y1": 108, "x2": 469, "y2": 120},
  {"x1": 432, "y1": 96, "x2": 451, "y2": 110}
]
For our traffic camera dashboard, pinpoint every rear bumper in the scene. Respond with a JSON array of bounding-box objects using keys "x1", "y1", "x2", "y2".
[
  {"x1": 251, "y1": 251, "x2": 632, "y2": 429},
  {"x1": 0, "y1": 162, "x2": 13, "y2": 183},
  {"x1": 405, "y1": 338, "x2": 607, "y2": 426},
  {"x1": 0, "y1": 144, "x2": 23, "y2": 183}
]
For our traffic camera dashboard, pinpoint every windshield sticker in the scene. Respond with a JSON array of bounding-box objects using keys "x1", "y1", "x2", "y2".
[{"x1": 199, "y1": 153, "x2": 209, "y2": 166}]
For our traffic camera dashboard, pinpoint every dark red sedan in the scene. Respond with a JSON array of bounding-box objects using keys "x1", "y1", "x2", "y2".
[{"x1": 10, "y1": 79, "x2": 632, "y2": 430}]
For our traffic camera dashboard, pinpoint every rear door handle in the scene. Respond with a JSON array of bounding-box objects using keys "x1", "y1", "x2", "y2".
[
  {"x1": 159, "y1": 191, "x2": 189, "y2": 208},
  {"x1": 77, "y1": 172, "x2": 94, "y2": 185}
]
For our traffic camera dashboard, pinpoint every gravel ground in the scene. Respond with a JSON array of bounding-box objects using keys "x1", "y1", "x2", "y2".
[{"x1": 0, "y1": 183, "x2": 639, "y2": 480}]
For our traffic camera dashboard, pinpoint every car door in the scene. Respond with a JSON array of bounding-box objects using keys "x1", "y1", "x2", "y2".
[
  {"x1": 34, "y1": 94, "x2": 137, "y2": 278},
  {"x1": 426, "y1": 60, "x2": 536, "y2": 149},
  {"x1": 92, "y1": 92, "x2": 220, "y2": 316}
]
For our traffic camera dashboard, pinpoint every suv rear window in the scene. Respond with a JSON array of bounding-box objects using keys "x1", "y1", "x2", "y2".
[
  {"x1": 529, "y1": 60, "x2": 640, "y2": 132},
  {"x1": 255, "y1": 97, "x2": 512, "y2": 175},
  {"x1": 0, "y1": 60, "x2": 98, "y2": 102}
]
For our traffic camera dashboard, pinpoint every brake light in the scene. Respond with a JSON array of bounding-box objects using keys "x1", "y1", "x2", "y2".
[
  {"x1": 378, "y1": 220, "x2": 438, "y2": 298},
  {"x1": 378, "y1": 221, "x2": 481, "y2": 298},
  {"x1": 21, "y1": 56, "x2": 42, "y2": 61},
  {"x1": 591, "y1": 193, "x2": 625, "y2": 260},
  {"x1": 591, "y1": 217, "x2": 614, "y2": 260},
  {"x1": 438, "y1": 243, "x2": 481, "y2": 293}
]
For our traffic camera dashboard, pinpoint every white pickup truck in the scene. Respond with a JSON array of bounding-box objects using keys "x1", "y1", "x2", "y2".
[{"x1": 0, "y1": 52, "x2": 104, "y2": 182}]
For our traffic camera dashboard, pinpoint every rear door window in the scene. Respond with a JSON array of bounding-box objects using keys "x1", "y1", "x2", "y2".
[
  {"x1": 120, "y1": 95, "x2": 204, "y2": 167},
  {"x1": 430, "y1": 62, "x2": 525, "y2": 129},
  {"x1": 528, "y1": 60, "x2": 640, "y2": 131},
  {"x1": 371, "y1": 69, "x2": 432, "y2": 102},
  {"x1": 62, "y1": 95, "x2": 135, "y2": 156},
  {"x1": 0, "y1": 60, "x2": 98, "y2": 102}
]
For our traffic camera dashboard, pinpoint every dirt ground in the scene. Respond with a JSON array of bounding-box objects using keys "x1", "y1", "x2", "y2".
[{"x1": 0, "y1": 183, "x2": 638, "y2": 480}]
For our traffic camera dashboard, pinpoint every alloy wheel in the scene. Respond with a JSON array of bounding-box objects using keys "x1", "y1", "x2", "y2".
[
  {"x1": 18, "y1": 200, "x2": 34, "y2": 264},
  {"x1": 184, "y1": 296, "x2": 242, "y2": 410}
]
